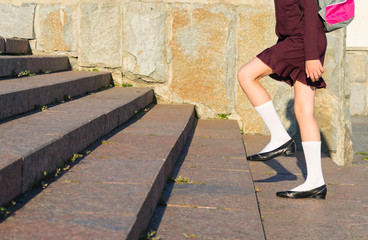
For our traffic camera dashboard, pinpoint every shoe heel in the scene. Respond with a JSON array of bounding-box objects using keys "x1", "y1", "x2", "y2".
[
  {"x1": 313, "y1": 194, "x2": 326, "y2": 199},
  {"x1": 284, "y1": 146, "x2": 295, "y2": 156},
  {"x1": 312, "y1": 189, "x2": 327, "y2": 199}
]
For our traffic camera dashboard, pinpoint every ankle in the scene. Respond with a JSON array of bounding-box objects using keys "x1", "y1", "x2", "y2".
[
  {"x1": 291, "y1": 180, "x2": 325, "y2": 192},
  {"x1": 260, "y1": 137, "x2": 291, "y2": 153}
]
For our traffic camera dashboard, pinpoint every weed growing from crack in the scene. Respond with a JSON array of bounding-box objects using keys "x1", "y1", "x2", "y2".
[
  {"x1": 140, "y1": 230, "x2": 161, "y2": 240},
  {"x1": 64, "y1": 95, "x2": 72, "y2": 101},
  {"x1": 175, "y1": 176, "x2": 204, "y2": 185},
  {"x1": 217, "y1": 113, "x2": 231, "y2": 119},
  {"x1": 54, "y1": 153, "x2": 83, "y2": 178},
  {"x1": 17, "y1": 70, "x2": 35, "y2": 77},
  {"x1": 175, "y1": 176, "x2": 191, "y2": 183},
  {"x1": 101, "y1": 140, "x2": 114, "y2": 145},
  {"x1": 254, "y1": 186, "x2": 261, "y2": 192},
  {"x1": 356, "y1": 152, "x2": 368, "y2": 160},
  {"x1": 122, "y1": 82, "x2": 133, "y2": 87},
  {"x1": 71, "y1": 153, "x2": 83, "y2": 162},
  {"x1": 0, "y1": 206, "x2": 10, "y2": 218},
  {"x1": 183, "y1": 233, "x2": 198, "y2": 239},
  {"x1": 55, "y1": 168, "x2": 61, "y2": 177},
  {"x1": 41, "y1": 181, "x2": 48, "y2": 188},
  {"x1": 34, "y1": 105, "x2": 48, "y2": 111},
  {"x1": 0, "y1": 201, "x2": 18, "y2": 219}
]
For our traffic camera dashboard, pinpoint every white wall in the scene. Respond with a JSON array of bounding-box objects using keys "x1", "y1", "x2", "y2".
[{"x1": 347, "y1": 0, "x2": 368, "y2": 49}]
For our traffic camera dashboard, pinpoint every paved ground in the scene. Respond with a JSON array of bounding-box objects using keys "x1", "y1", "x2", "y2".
[{"x1": 243, "y1": 115, "x2": 368, "y2": 240}]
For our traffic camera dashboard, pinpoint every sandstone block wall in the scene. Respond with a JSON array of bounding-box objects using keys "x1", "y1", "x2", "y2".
[
  {"x1": 0, "y1": 0, "x2": 353, "y2": 165},
  {"x1": 347, "y1": 50, "x2": 368, "y2": 116}
]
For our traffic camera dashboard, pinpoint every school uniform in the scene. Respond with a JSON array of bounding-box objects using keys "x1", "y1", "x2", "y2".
[{"x1": 257, "y1": 0, "x2": 327, "y2": 88}]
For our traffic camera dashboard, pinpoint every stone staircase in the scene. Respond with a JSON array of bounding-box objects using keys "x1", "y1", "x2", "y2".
[
  {"x1": 0, "y1": 38, "x2": 198, "y2": 239},
  {"x1": 0, "y1": 38, "x2": 263, "y2": 239}
]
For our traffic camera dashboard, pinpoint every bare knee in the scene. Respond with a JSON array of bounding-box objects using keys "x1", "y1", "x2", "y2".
[
  {"x1": 237, "y1": 66, "x2": 248, "y2": 83},
  {"x1": 238, "y1": 58, "x2": 272, "y2": 85},
  {"x1": 237, "y1": 65, "x2": 256, "y2": 86},
  {"x1": 294, "y1": 102, "x2": 315, "y2": 121}
]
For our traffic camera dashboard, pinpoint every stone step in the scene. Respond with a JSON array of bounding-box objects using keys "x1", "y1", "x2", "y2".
[
  {"x1": 0, "y1": 87, "x2": 154, "y2": 206},
  {"x1": 0, "y1": 55, "x2": 69, "y2": 78},
  {"x1": 0, "y1": 71, "x2": 112, "y2": 121},
  {"x1": 0, "y1": 37, "x2": 30, "y2": 55},
  {"x1": 146, "y1": 120, "x2": 265, "y2": 239},
  {"x1": 0, "y1": 104, "x2": 195, "y2": 240}
]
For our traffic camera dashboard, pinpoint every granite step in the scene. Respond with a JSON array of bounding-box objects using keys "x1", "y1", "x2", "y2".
[
  {"x1": 0, "y1": 104, "x2": 195, "y2": 240},
  {"x1": 146, "y1": 120, "x2": 265, "y2": 239},
  {"x1": 0, "y1": 55, "x2": 69, "y2": 78},
  {"x1": 0, "y1": 37, "x2": 30, "y2": 55},
  {"x1": 0, "y1": 87, "x2": 154, "y2": 206},
  {"x1": 0, "y1": 71, "x2": 113, "y2": 121}
]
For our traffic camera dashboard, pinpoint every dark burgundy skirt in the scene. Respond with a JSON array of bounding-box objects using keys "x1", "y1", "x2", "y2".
[{"x1": 257, "y1": 35, "x2": 327, "y2": 88}]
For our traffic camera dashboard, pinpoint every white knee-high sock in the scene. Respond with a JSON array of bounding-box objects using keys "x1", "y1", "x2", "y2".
[
  {"x1": 292, "y1": 141, "x2": 325, "y2": 191},
  {"x1": 255, "y1": 100, "x2": 291, "y2": 153}
]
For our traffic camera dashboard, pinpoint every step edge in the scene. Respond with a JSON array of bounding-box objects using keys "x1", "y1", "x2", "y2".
[
  {"x1": 126, "y1": 105, "x2": 196, "y2": 240},
  {"x1": 0, "y1": 72, "x2": 113, "y2": 122}
]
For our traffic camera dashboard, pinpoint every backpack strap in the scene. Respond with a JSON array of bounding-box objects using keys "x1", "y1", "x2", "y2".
[{"x1": 297, "y1": 0, "x2": 304, "y2": 21}]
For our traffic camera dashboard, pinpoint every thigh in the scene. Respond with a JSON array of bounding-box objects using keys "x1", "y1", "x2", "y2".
[{"x1": 238, "y1": 57, "x2": 273, "y2": 82}]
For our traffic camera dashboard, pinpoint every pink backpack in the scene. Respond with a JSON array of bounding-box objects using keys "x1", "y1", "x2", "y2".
[{"x1": 298, "y1": 0, "x2": 355, "y2": 32}]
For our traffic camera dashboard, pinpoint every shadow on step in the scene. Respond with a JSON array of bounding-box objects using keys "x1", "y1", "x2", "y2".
[
  {"x1": 252, "y1": 155, "x2": 307, "y2": 183},
  {"x1": 142, "y1": 119, "x2": 198, "y2": 236}
]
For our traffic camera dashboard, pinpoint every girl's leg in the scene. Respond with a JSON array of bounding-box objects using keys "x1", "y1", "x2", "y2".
[
  {"x1": 292, "y1": 81, "x2": 325, "y2": 191},
  {"x1": 238, "y1": 58, "x2": 291, "y2": 153},
  {"x1": 237, "y1": 57, "x2": 272, "y2": 106}
]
